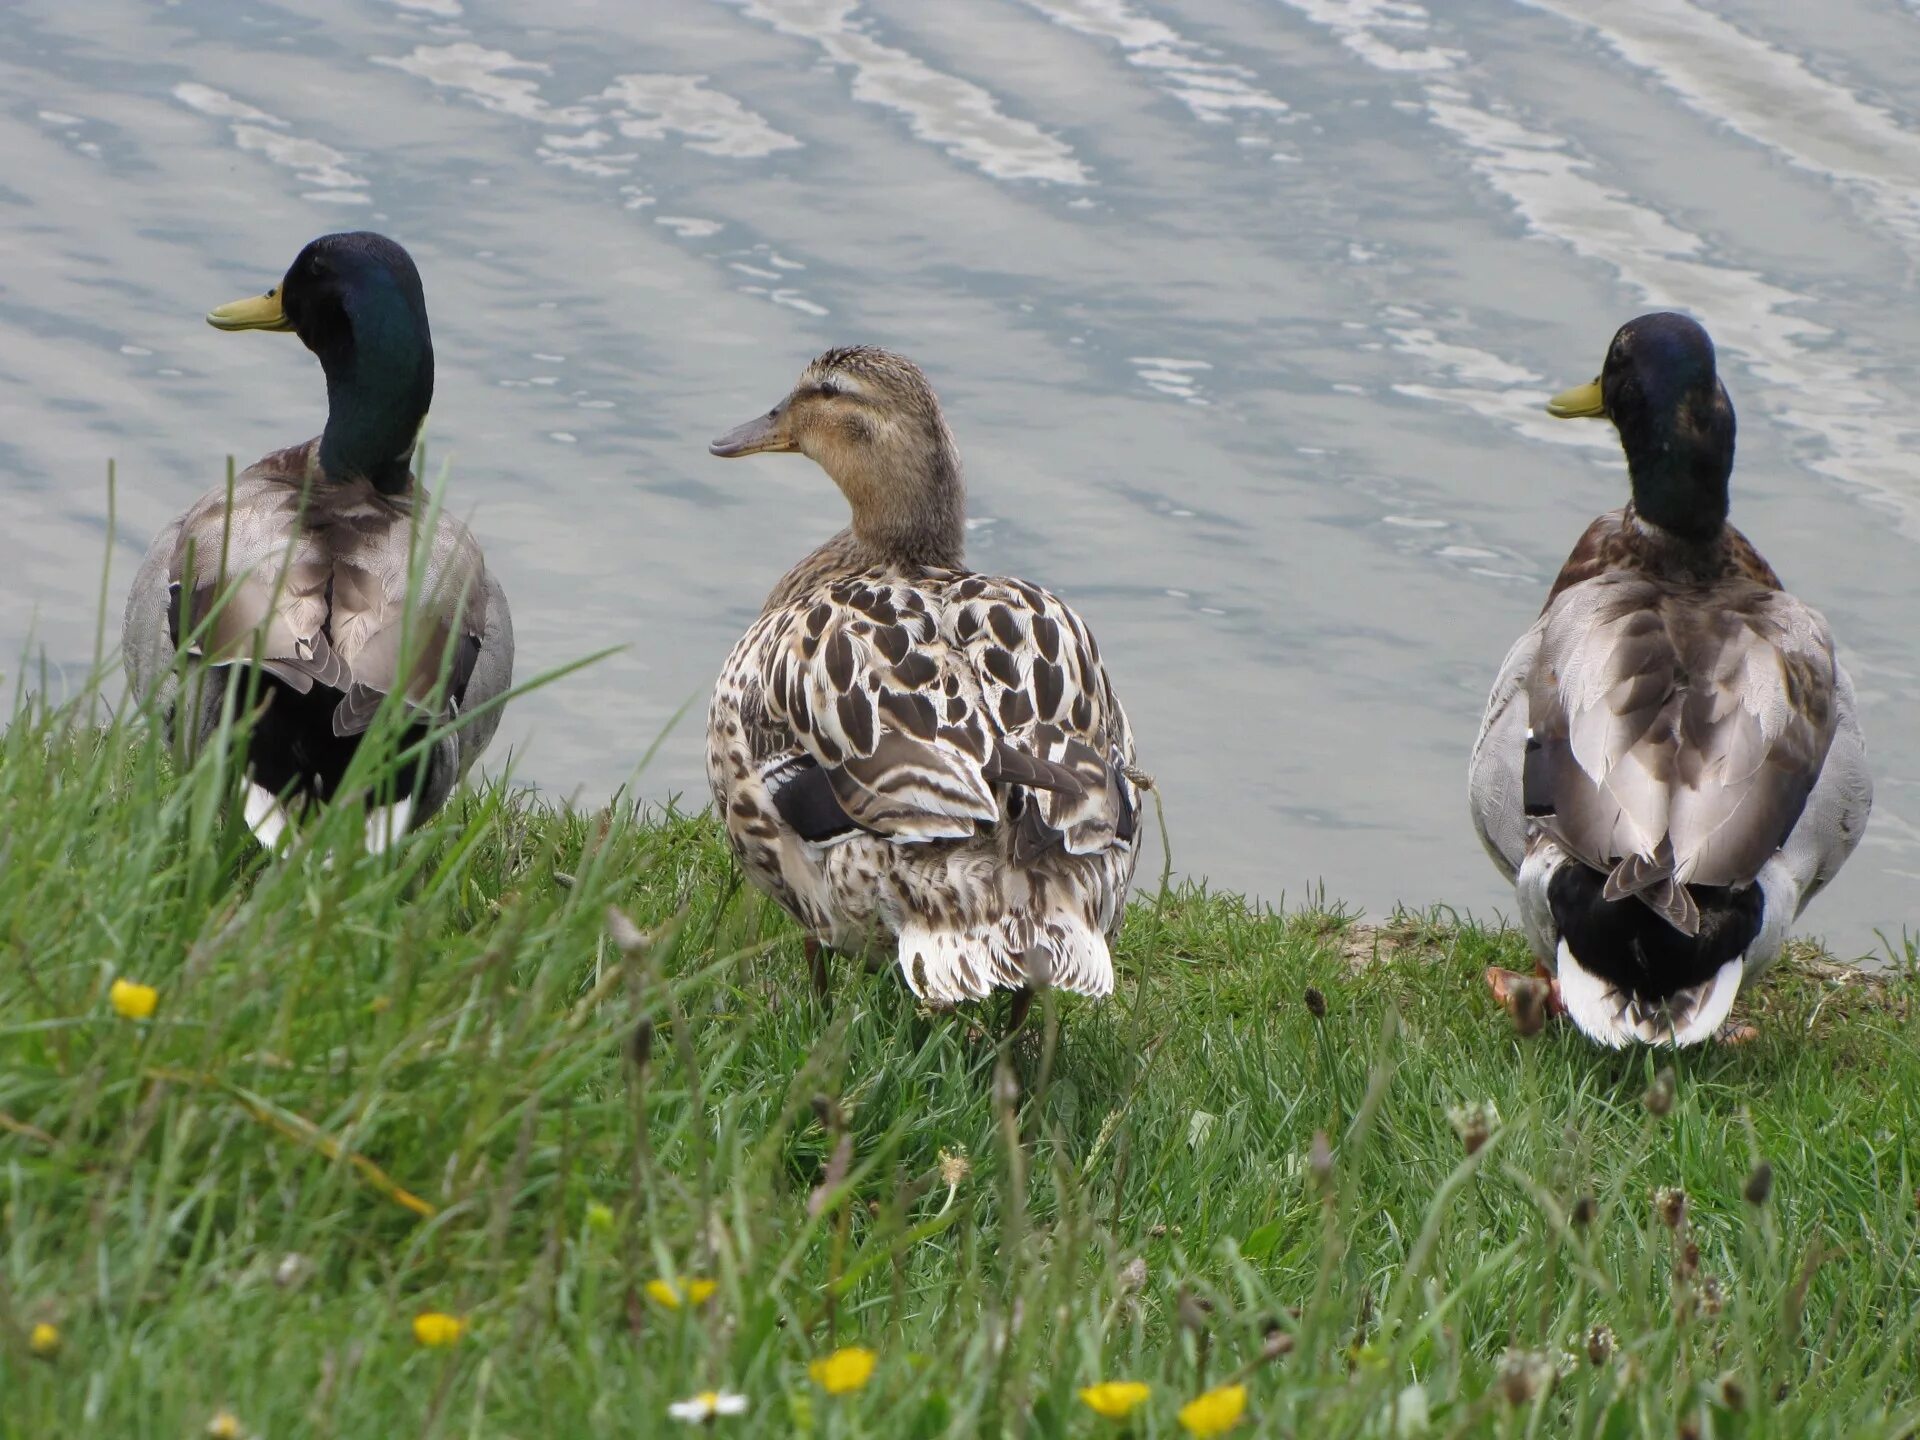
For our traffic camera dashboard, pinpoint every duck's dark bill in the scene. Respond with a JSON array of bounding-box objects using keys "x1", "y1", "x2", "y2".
[
  {"x1": 709, "y1": 411, "x2": 793, "y2": 457},
  {"x1": 206, "y1": 290, "x2": 294, "y2": 332},
  {"x1": 1546, "y1": 380, "x2": 1605, "y2": 419}
]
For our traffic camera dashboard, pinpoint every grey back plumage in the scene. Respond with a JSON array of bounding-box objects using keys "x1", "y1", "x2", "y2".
[
  {"x1": 1523, "y1": 570, "x2": 1838, "y2": 932},
  {"x1": 123, "y1": 436, "x2": 512, "y2": 825}
]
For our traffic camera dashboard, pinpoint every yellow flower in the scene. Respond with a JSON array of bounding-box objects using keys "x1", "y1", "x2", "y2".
[
  {"x1": 29, "y1": 1322, "x2": 60, "y2": 1358},
  {"x1": 109, "y1": 979, "x2": 159, "y2": 1020},
  {"x1": 646, "y1": 1277, "x2": 718, "y2": 1309},
  {"x1": 585, "y1": 1202, "x2": 615, "y2": 1232},
  {"x1": 412, "y1": 1312, "x2": 466, "y2": 1347},
  {"x1": 1178, "y1": 1384, "x2": 1247, "y2": 1438},
  {"x1": 1080, "y1": 1381, "x2": 1151, "y2": 1420},
  {"x1": 809, "y1": 1346, "x2": 877, "y2": 1395},
  {"x1": 206, "y1": 1411, "x2": 244, "y2": 1440}
]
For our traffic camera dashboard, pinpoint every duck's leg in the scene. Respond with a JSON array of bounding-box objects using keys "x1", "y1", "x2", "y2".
[
  {"x1": 806, "y1": 937, "x2": 830, "y2": 1005},
  {"x1": 1484, "y1": 963, "x2": 1565, "y2": 1030},
  {"x1": 1715, "y1": 1019, "x2": 1760, "y2": 1046},
  {"x1": 1006, "y1": 986, "x2": 1034, "y2": 1034}
]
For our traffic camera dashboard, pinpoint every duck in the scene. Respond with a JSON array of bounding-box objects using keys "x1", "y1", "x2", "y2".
[
  {"x1": 121, "y1": 231, "x2": 513, "y2": 851},
  {"x1": 705, "y1": 346, "x2": 1143, "y2": 1011},
  {"x1": 1469, "y1": 312, "x2": 1870, "y2": 1047}
]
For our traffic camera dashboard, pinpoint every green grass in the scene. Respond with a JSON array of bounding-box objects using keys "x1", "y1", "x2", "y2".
[{"x1": 4, "y1": 684, "x2": 1919, "y2": 1439}]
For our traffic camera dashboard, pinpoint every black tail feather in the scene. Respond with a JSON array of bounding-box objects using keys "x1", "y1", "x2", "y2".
[{"x1": 1548, "y1": 861, "x2": 1762, "y2": 1006}]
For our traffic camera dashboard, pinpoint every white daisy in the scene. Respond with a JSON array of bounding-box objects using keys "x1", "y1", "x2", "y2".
[{"x1": 667, "y1": 1391, "x2": 749, "y2": 1424}]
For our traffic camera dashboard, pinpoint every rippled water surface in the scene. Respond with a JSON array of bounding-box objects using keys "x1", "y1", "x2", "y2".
[{"x1": 5, "y1": 0, "x2": 1918, "y2": 953}]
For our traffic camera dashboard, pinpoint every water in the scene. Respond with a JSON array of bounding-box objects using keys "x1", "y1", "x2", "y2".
[{"x1": 4, "y1": 0, "x2": 1918, "y2": 956}]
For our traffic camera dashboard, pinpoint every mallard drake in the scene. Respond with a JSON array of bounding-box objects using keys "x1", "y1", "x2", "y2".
[
  {"x1": 122, "y1": 231, "x2": 513, "y2": 851},
  {"x1": 1469, "y1": 313, "x2": 1870, "y2": 1047},
  {"x1": 706, "y1": 346, "x2": 1142, "y2": 1007}
]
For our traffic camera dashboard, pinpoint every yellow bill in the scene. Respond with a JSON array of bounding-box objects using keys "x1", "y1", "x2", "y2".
[
  {"x1": 207, "y1": 288, "x2": 293, "y2": 332},
  {"x1": 1545, "y1": 379, "x2": 1605, "y2": 419}
]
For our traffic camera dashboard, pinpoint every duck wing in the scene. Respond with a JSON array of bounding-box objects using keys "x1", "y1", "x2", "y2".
[
  {"x1": 940, "y1": 573, "x2": 1136, "y2": 857},
  {"x1": 1524, "y1": 570, "x2": 1839, "y2": 933},
  {"x1": 167, "y1": 440, "x2": 487, "y2": 736},
  {"x1": 1468, "y1": 619, "x2": 1543, "y2": 883},
  {"x1": 743, "y1": 569, "x2": 1133, "y2": 849}
]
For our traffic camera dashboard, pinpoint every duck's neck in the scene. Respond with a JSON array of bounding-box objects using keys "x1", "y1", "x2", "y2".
[
  {"x1": 842, "y1": 432, "x2": 967, "y2": 571},
  {"x1": 763, "y1": 445, "x2": 968, "y2": 613},
  {"x1": 315, "y1": 298, "x2": 434, "y2": 494},
  {"x1": 1619, "y1": 383, "x2": 1734, "y2": 544}
]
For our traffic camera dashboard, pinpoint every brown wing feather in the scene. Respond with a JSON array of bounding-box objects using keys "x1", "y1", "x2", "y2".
[
  {"x1": 748, "y1": 574, "x2": 998, "y2": 839},
  {"x1": 1542, "y1": 507, "x2": 1781, "y2": 610},
  {"x1": 940, "y1": 573, "x2": 1135, "y2": 856},
  {"x1": 742, "y1": 567, "x2": 1135, "y2": 849},
  {"x1": 1527, "y1": 569, "x2": 1837, "y2": 932},
  {"x1": 168, "y1": 439, "x2": 487, "y2": 734}
]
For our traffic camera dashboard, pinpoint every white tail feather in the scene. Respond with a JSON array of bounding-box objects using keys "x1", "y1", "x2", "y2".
[
  {"x1": 242, "y1": 782, "x2": 291, "y2": 852},
  {"x1": 897, "y1": 913, "x2": 1114, "y2": 1004},
  {"x1": 1669, "y1": 961, "x2": 1746, "y2": 1046},
  {"x1": 364, "y1": 797, "x2": 415, "y2": 856},
  {"x1": 1557, "y1": 941, "x2": 1744, "y2": 1048}
]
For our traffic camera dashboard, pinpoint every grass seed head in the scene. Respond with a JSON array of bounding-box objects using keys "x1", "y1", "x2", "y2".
[
  {"x1": 1118, "y1": 1257, "x2": 1149, "y2": 1294},
  {"x1": 1176, "y1": 1284, "x2": 1213, "y2": 1333},
  {"x1": 1585, "y1": 1325, "x2": 1615, "y2": 1366},
  {"x1": 1304, "y1": 986, "x2": 1327, "y2": 1019},
  {"x1": 606, "y1": 906, "x2": 648, "y2": 954},
  {"x1": 1698, "y1": 1273, "x2": 1725, "y2": 1318},
  {"x1": 992, "y1": 1061, "x2": 1020, "y2": 1110},
  {"x1": 1508, "y1": 975, "x2": 1549, "y2": 1036},
  {"x1": 1571, "y1": 1193, "x2": 1597, "y2": 1228},
  {"x1": 1744, "y1": 1161, "x2": 1773, "y2": 1206},
  {"x1": 1309, "y1": 1130, "x2": 1334, "y2": 1191},
  {"x1": 1716, "y1": 1374, "x2": 1746, "y2": 1411},
  {"x1": 1497, "y1": 1350, "x2": 1555, "y2": 1407},
  {"x1": 1446, "y1": 1101, "x2": 1499, "y2": 1155},
  {"x1": 938, "y1": 1148, "x2": 971, "y2": 1190},
  {"x1": 1643, "y1": 1067, "x2": 1676, "y2": 1117},
  {"x1": 1653, "y1": 1186, "x2": 1688, "y2": 1230}
]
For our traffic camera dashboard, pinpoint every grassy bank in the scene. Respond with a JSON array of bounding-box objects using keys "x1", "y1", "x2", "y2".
[{"x1": 3, "y1": 691, "x2": 1918, "y2": 1439}]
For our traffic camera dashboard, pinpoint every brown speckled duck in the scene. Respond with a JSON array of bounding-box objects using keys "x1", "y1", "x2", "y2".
[{"x1": 706, "y1": 346, "x2": 1142, "y2": 1008}]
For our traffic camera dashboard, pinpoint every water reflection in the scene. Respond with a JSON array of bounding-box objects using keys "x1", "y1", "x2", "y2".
[{"x1": 2, "y1": 0, "x2": 1916, "y2": 955}]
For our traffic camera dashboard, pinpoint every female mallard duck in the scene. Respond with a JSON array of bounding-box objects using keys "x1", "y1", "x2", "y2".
[
  {"x1": 706, "y1": 346, "x2": 1142, "y2": 1007},
  {"x1": 1469, "y1": 312, "x2": 1870, "y2": 1047},
  {"x1": 122, "y1": 231, "x2": 513, "y2": 850}
]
